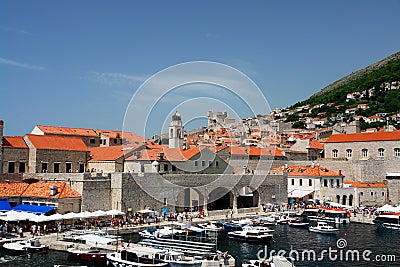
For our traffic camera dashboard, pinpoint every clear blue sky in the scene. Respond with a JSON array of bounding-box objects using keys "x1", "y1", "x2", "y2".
[{"x1": 1, "y1": 1, "x2": 400, "y2": 136}]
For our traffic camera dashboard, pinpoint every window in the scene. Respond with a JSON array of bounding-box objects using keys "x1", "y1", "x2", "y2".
[
  {"x1": 336, "y1": 179, "x2": 340, "y2": 187},
  {"x1": 8, "y1": 162, "x2": 15, "y2": 173},
  {"x1": 360, "y1": 192, "x2": 364, "y2": 196},
  {"x1": 194, "y1": 161, "x2": 198, "y2": 167},
  {"x1": 163, "y1": 198, "x2": 167, "y2": 205},
  {"x1": 332, "y1": 149, "x2": 338, "y2": 158},
  {"x1": 330, "y1": 179, "x2": 333, "y2": 188},
  {"x1": 378, "y1": 148, "x2": 385, "y2": 158},
  {"x1": 19, "y1": 162, "x2": 26, "y2": 173},
  {"x1": 164, "y1": 164, "x2": 169, "y2": 171},
  {"x1": 79, "y1": 164, "x2": 85, "y2": 173},
  {"x1": 362, "y1": 149, "x2": 368, "y2": 158},
  {"x1": 54, "y1": 163, "x2": 60, "y2": 173},
  {"x1": 66, "y1": 162, "x2": 72, "y2": 173},
  {"x1": 215, "y1": 161, "x2": 219, "y2": 168},
  {"x1": 309, "y1": 179, "x2": 312, "y2": 186},
  {"x1": 42, "y1": 163, "x2": 48, "y2": 173},
  {"x1": 370, "y1": 192, "x2": 374, "y2": 196},
  {"x1": 395, "y1": 148, "x2": 400, "y2": 157},
  {"x1": 89, "y1": 138, "x2": 95, "y2": 144},
  {"x1": 346, "y1": 149, "x2": 352, "y2": 159},
  {"x1": 382, "y1": 192, "x2": 385, "y2": 197},
  {"x1": 201, "y1": 161, "x2": 205, "y2": 167},
  {"x1": 172, "y1": 165, "x2": 176, "y2": 172},
  {"x1": 208, "y1": 160, "x2": 212, "y2": 167},
  {"x1": 113, "y1": 139, "x2": 117, "y2": 144},
  {"x1": 291, "y1": 179, "x2": 294, "y2": 185},
  {"x1": 299, "y1": 179, "x2": 303, "y2": 186},
  {"x1": 324, "y1": 179, "x2": 328, "y2": 187}
]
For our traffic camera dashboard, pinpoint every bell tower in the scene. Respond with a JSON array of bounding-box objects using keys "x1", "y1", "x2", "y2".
[{"x1": 169, "y1": 111, "x2": 184, "y2": 148}]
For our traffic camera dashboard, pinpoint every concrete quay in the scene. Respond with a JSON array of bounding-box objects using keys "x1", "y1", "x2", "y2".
[{"x1": 350, "y1": 215, "x2": 375, "y2": 225}]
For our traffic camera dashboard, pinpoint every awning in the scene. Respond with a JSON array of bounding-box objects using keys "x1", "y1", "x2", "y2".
[
  {"x1": 288, "y1": 189, "x2": 314, "y2": 199},
  {"x1": 12, "y1": 204, "x2": 56, "y2": 215},
  {"x1": 0, "y1": 199, "x2": 12, "y2": 211}
]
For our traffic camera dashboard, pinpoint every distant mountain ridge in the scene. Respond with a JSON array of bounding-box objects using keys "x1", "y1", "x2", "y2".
[{"x1": 313, "y1": 50, "x2": 400, "y2": 98}]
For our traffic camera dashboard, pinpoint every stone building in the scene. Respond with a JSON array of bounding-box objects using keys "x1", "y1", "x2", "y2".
[
  {"x1": 2, "y1": 136, "x2": 29, "y2": 174},
  {"x1": 88, "y1": 145, "x2": 137, "y2": 173},
  {"x1": 323, "y1": 131, "x2": 400, "y2": 161},
  {"x1": 31, "y1": 125, "x2": 101, "y2": 147},
  {"x1": 23, "y1": 134, "x2": 89, "y2": 173},
  {"x1": 207, "y1": 110, "x2": 236, "y2": 131},
  {"x1": 270, "y1": 164, "x2": 344, "y2": 203},
  {"x1": 125, "y1": 147, "x2": 232, "y2": 175}
]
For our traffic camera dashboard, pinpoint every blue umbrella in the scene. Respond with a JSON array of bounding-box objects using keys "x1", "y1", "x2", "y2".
[{"x1": 161, "y1": 207, "x2": 170, "y2": 213}]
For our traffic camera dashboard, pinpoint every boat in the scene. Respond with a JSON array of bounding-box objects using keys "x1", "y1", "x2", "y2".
[
  {"x1": 220, "y1": 221, "x2": 243, "y2": 231},
  {"x1": 302, "y1": 207, "x2": 350, "y2": 224},
  {"x1": 71, "y1": 233, "x2": 119, "y2": 246},
  {"x1": 308, "y1": 221, "x2": 339, "y2": 235},
  {"x1": 242, "y1": 256, "x2": 295, "y2": 267},
  {"x1": 228, "y1": 225, "x2": 274, "y2": 243},
  {"x1": 139, "y1": 238, "x2": 235, "y2": 267},
  {"x1": 197, "y1": 221, "x2": 223, "y2": 233},
  {"x1": 106, "y1": 246, "x2": 169, "y2": 267},
  {"x1": 67, "y1": 246, "x2": 112, "y2": 264},
  {"x1": 139, "y1": 226, "x2": 186, "y2": 239},
  {"x1": 3, "y1": 238, "x2": 49, "y2": 255},
  {"x1": 288, "y1": 218, "x2": 309, "y2": 228},
  {"x1": 160, "y1": 250, "x2": 202, "y2": 267},
  {"x1": 373, "y1": 213, "x2": 400, "y2": 230}
]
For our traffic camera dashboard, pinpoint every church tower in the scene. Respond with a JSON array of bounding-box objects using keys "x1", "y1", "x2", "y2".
[{"x1": 169, "y1": 111, "x2": 184, "y2": 148}]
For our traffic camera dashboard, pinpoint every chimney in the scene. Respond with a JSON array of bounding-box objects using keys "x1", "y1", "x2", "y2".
[
  {"x1": 157, "y1": 152, "x2": 164, "y2": 161},
  {"x1": 50, "y1": 185, "x2": 58, "y2": 196},
  {"x1": 339, "y1": 170, "x2": 342, "y2": 176}
]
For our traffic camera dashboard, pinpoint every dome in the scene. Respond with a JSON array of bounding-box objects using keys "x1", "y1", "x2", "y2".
[{"x1": 172, "y1": 111, "x2": 181, "y2": 121}]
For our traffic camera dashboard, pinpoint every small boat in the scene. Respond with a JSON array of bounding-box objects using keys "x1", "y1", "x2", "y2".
[
  {"x1": 71, "y1": 233, "x2": 119, "y2": 246},
  {"x1": 106, "y1": 246, "x2": 170, "y2": 267},
  {"x1": 197, "y1": 221, "x2": 223, "y2": 233},
  {"x1": 67, "y1": 246, "x2": 111, "y2": 264},
  {"x1": 3, "y1": 238, "x2": 49, "y2": 255},
  {"x1": 308, "y1": 221, "x2": 339, "y2": 235},
  {"x1": 242, "y1": 256, "x2": 295, "y2": 267},
  {"x1": 288, "y1": 218, "x2": 309, "y2": 228},
  {"x1": 373, "y1": 213, "x2": 400, "y2": 230},
  {"x1": 220, "y1": 221, "x2": 243, "y2": 231},
  {"x1": 139, "y1": 226, "x2": 185, "y2": 239},
  {"x1": 228, "y1": 225, "x2": 273, "y2": 243}
]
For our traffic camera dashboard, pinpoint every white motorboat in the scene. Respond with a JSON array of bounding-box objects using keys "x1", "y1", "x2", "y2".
[
  {"x1": 139, "y1": 226, "x2": 185, "y2": 238},
  {"x1": 106, "y1": 246, "x2": 169, "y2": 267},
  {"x1": 3, "y1": 238, "x2": 49, "y2": 255},
  {"x1": 308, "y1": 221, "x2": 339, "y2": 235},
  {"x1": 228, "y1": 225, "x2": 274, "y2": 243},
  {"x1": 373, "y1": 213, "x2": 400, "y2": 230},
  {"x1": 197, "y1": 221, "x2": 223, "y2": 233},
  {"x1": 242, "y1": 256, "x2": 295, "y2": 267},
  {"x1": 72, "y1": 233, "x2": 119, "y2": 246}
]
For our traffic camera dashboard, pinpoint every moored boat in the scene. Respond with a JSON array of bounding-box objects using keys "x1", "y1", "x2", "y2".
[
  {"x1": 228, "y1": 225, "x2": 273, "y2": 243},
  {"x1": 3, "y1": 238, "x2": 49, "y2": 255},
  {"x1": 373, "y1": 213, "x2": 400, "y2": 230},
  {"x1": 242, "y1": 256, "x2": 295, "y2": 267},
  {"x1": 67, "y1": 246, "x2": 111, "y2": 264},
  {"x1": 106, "y1": 246, "x2": 169, "y2": 267},
  {"x1": 302, "y1": 207, "x2": 350, "y2": 224},
  {"x1": 308, "y1": 221, "x2": 339, "y2": 235}
]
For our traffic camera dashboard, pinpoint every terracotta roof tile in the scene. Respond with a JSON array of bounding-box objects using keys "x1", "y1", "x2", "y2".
[
  {"x1": 325, "y1": 131, "x2": 400, "y2": 143},
  {"x1": 26, "y1": 134, "x2": 88, "y2": 151},
  {"x1": 344, "y1": 181, "x2": 387, "y2": 188},
  {"x1": 308, "y1": 139, "x2": 324, "y2": 150},
  {"x1": 21, "y1": 181, "x2": 80, "y2": 198},
  {"x1": 271, "y1": 165, "x2": 342, "y2": 177},
  {"x1": 230, "y1": 146, "x2": 284, "y2": 157},
  {"x1": 89, "y1": 145, "x2": 134, "y2": 161},
  {"x1": 0, "y1": 182, "x2": 29, "y2": 197},
  {"x1": 37, "y1": 125, "x2": 98, "y2": 137},
  {"x1": 2, "y1": 136, "x2": 28, "y2": 148},
  {"x1": 127, "y1": 147, "x2": 203, "y2": 162}
]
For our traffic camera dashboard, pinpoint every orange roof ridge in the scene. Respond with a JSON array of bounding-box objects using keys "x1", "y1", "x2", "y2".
[
  {"x1": 26, "y1": 134, "x2": 88, "y2": 151},
  {"x1": 2, "y1": 136, "x2": 28, "y2": 148},
  {"x1": 325, "y1": 131, "x2": 400, "y2": 143}
]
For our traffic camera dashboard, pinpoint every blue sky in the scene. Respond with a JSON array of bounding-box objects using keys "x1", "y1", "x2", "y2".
[{"x1": 1, "y1": 1, "x2": 400, "y2": 136}]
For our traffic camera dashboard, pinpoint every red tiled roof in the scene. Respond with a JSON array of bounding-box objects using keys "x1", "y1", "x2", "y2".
[
  {"x1": 127, "y1": 147, "x2": 203, "y2": 162},
  {"x1": 325, "y1": 131, "x2": 400, "y2": 143},
  {"x1": 2, "y1": 136, "x2": 28, "y2": 148},
  {"x1": 230, "y1": 146, "x2": 284, "y2": 157},
  {"x1": 0, "y1": 181, "x2": 80, "y2": 198},
  {"x1": 0, "y1": 182, "x2": 29, "y2": 197},
  {"x1": 272, "y1": 165, "x2": 342, "y2": 177},
  {"x1": 89, "y1": 145, "x2": 132, "y2": 161},
  {"x1": 308, "y1": 139, "x2": 324, "y2": 150},
  {"x1": 21, "y1": 181, "x2": 80, "y2": 198},
  {"x1": 37, "y1": 125, "x2": 98, "y2": 137},
  {"x1": 344, "y1": 181, "x2": 387, "y2": 188},
  {"x1": 25, "y1": 134, "x2": 88, "y2": 151}
]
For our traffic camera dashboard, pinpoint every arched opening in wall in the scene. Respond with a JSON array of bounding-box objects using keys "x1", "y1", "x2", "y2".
[
  {"x1": 176, "y1": 188, "x2": 201, "y2": 212},
  {"x1": 237, "y1": 186, "x2": 259, "y2": 208},
  {"x1": 336, "y1": 195, "x2": 340, "y2": 204},
  {"x1": 342, "y1": 195, "x2": 347, "y2": 206},
  {"x1": 348, "y1": 194, "x2": 353, "y2": 206},
  {"x1": 207, "y1": 187, "x2": 233, "y2": 211}
]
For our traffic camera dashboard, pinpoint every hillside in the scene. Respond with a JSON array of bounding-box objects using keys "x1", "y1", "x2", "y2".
[{"x1": 286, "y1": 51, "x2": 400, "y2": 130}]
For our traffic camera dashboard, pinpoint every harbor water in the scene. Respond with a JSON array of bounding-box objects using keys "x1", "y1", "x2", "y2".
[{"x1": 0, "y1": 223, "x2": 399, "y2": 267}]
